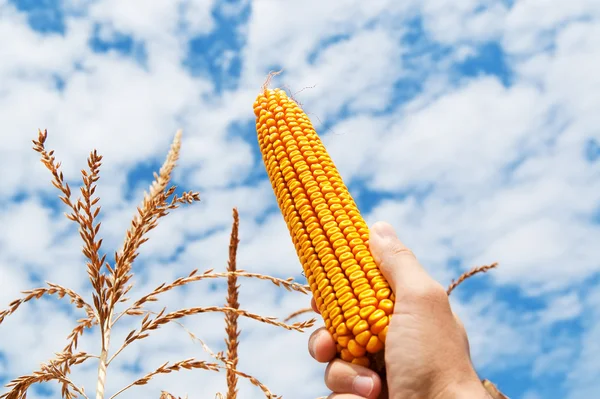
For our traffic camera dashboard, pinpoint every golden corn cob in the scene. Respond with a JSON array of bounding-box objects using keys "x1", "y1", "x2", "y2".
[{"x1": 253, "y1": 87, "x2": 394, "y2": 368}]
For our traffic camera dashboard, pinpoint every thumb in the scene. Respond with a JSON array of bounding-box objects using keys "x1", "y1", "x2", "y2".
[{"x1": 369, "y1": 221, "x2": 434, "y2": 294}]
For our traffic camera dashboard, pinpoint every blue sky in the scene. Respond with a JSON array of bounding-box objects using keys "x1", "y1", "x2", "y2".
[{"x1": 0, "y1": 0, "x2": 599, "y2": 398}]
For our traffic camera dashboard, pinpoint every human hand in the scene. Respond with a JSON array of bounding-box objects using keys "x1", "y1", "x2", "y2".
[{"x1": 307, "y1": 221, "x2": 491, "y2": 399}]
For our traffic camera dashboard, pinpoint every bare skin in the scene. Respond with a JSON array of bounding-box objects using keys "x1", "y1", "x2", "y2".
[{"x1": 308, "y1": 222, "x2": 492, "y2": 399}]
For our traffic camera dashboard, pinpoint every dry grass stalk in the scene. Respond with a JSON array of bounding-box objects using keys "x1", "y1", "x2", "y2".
[
  {"x1": 0, "y1": 130, "x2": 315, "y2": 399},
  {"x1": 115, "y1": 270, "x2": 311, "y2": 325},
  {"x1": 168, "y1": 319, "x2": 279, "y2": 399},
  {"x1": 224, "y1": 208, "x2": 241, "y2": 399},
  {"x1": 109, "y1": 359, "x2": 220, "y2": 399},
  {"x1": 284, "y1": 307, "x2": 313, "y2": 322},
  {"x1": 446, "y1": 263, "x2": 499, "y2": 295},
  {"x1": 482, "y1": 379, "x2": 511, "y2": 399},
  {"x1": 160, "y1": 392, "x2": 189, "y2": 399}
]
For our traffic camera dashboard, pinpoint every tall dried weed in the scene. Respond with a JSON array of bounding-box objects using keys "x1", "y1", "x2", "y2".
[{"x1": 0, "y1": 130, "x2": 315, "y2": 399}]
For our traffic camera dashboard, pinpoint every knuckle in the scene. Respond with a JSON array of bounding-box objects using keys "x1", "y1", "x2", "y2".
[
  {"x1": 324, "y1": 359, "x2": 353, "y2": 391},
  {"x1": 387, "y1": 242, "x2": 417, "y2": 260}
]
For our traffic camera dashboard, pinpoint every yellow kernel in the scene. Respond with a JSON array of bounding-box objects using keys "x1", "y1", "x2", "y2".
[
  {"x1": 321, "y1": 285, "x2": 333, "y2": 299},
  {"x1": 336, "y1": 322, "x2": 349, "y2": 336},
  {"x1": 338, "y1": 292, "x2": 354, "y2": 306},
  {"x1": 345, "y1": 264, "x2": 361, "y2": 275},
  {"x1": 330, "y1": 271, "x2": 345, "y2": 285},
  {"x1": 317, "y1": 278, "x2": 330, "y2": 292},
  {"x1": 353, "y1": 283, "x2": 370, "y2": 295},
  {"x1": 309, "y1": 228, "x2": 324, "y2": 240},
  {"x1": 359, "y1": 297, "x2": 378, "y2": 308},
  {"x1": 352, "y1": 320, "x2": 370, "y2": 336},
  {"x1": 351, "y1": 277, "x2": 369, "y2": 289},
  {"x1": 317, "y1": 247, "x2": 334, "y2": 259},
  {"x1": 339, "y1": 251, "x2": 354, "y2": 263},
  {"x1": 371, "y1": 315, "x2": 389, "y2": 335},
  {"x1": 341, "y1": 259, "x2": 358, "y2": 270},
  {"x1": 360, "y1": 258, "x2": 376, "y2": 267},
  {"x1": 351, "y1": 357, "x2": 370, "y2": 368},
  {"x1": 324, "y1": 258, "x2": 341, "y2": 272},
  {"x1": 340, "y1": 349, "x2": 354, "y2": 362},
  {"x1": 343, "y1": 306, "x2": 359, "y2": 319},
  {"x1": 326, "y1": 300, "x2": 338, "y2": 312},
  {"x1": 337, "y1": 335, "x2": 351, "y2": 348},
  {"x1": 336, "y1": 286, "x2": 352, "y2": 298},
  {"x1": 366, "y1": 269, "x2": 381, "y2": 281},
  {"x1": 332, "y1": 238, "x2": 349, "y2": 250},
  {"x1": 330, "y1": 232, "x2": 344, "y2": 242},
  {"x1": 323, "y1": 292, "x2": 336, "y2": 306},
  {"x1": 368, "y1": 309, "x2": 386, "y2": 325},
  {"x1": 334, "y1": 246, "x2": 351, "y2": 258},
  {"x1": 349, "y1": 270, "x2": 366, "y2": 282},
  {"x1": 358, "y1": 289, "x2": 375, "y2": 301},
  {"x1": 341, "y1": 298, "x2": 358, "y2": 312},
  {"x1": 332, "y1": 314, "x2": 344, "y2": 329},
  {"x1": 346, "y1": 232, "x2": 361, "y2": 241},
  {"x1": 314, "y1": 240, "x2": 329, "y2": 254},
  {"x1": 326, "y1": 267, "x2": 343, "y2": 280},
  {"x1": 366, "y1": 336, "x2": 384, "y2": 353},
  {"x1": 355, "y1": 330, "x2": 372, "y2": 347},
  {"x1": 378, "y1": 299, "x2": 394, "y2": 314},
  {"x1": 314, "y1": 269, "x2": 326, "y2": 282},
  {"x1": 376, "y1": 288, "x2": 391, "y2": 301},
  {"x1": 346, "y1": 315, "x2": 361, "y2": 330},
  {"x1": 322, "y1": 253, "x2": 336, "y2": 265},
  {"x1": 348, "y1": 238, "x2": 364, "y2": 248},
  {"x1": 373, "y1": 281, "x2": 389, "y2": 291},
  {"x1": 315, "y1": 296, "x2": 324, "y2": 308},
  {"x1": 329, "y1": 307, "x2": 342, "y2": 320},
  {"x1": 339, "y1": 219, "x2": 353, "y2": 230},
  {"x1": 347, "y1": 340, "x2": 366, "y2": 357},
  {"x1": 333, "y1": 278, "x2": 350, "y2": 291},
  {"x1": 359, "y1": 306, "x2": 376, "y2": 319}
]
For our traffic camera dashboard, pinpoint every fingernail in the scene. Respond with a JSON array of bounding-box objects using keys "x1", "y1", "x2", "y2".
[
  {"x1": 372, "y1": 222, "x2": 397, "y2": 239},
  {"x1": 308, "y1": 335, "x2": 315, "y2": 358},
  {"x1": 353, "y1": 375, "x2": 374, "y2": 397}
]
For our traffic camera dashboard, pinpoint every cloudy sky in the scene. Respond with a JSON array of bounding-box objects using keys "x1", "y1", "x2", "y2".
[{"x1": 0, "y1": 0, "x2": 599, "y2": 398}]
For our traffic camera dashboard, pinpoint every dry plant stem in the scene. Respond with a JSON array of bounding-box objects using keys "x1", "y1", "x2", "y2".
[
  {"x1": 109, "y1": 130, "x2": 185, "y2": 308},
  {"x1": 109, "y1": 306, "x2": 316, "y2": 363},
  {"x1": 1, "y1": 352, "x2": 93, "y2": 399},
  {"x1": 114, "y1": 270, "x2": 310, "y2": 326},
  {"x1": 170, "y1": 319, "x2": 279, "y2": 399},
  {"x1": 482, "y1": 379, "x2": 510, "y2": 399},
  {"x1": 97, "y1": 130, "x2": 193, "y2": 399},
  {"x1": 225, "y1": 208, "x2": 240, "y2": 399},
  {"x1": 0, "y1": 283, "x2": 96, "y2": 325},
  {"x1": 109, "y1": 359, "x2": 220, "y2": 399},
  {"x1": 284, "y1": 307, "x2": 313, "y2": 322},
  {"x1": 446, "y1": 263, "x2": 499, "y2": 295},
  {"x1": 160, "y1": 392, "x2": 187, "y2": 399},
  {"x1": 33, "y1": 130, "x2": 107, "y2": 398},
  {"x1": 95, "y1": 318, "x2": 110, "y2": 399}
]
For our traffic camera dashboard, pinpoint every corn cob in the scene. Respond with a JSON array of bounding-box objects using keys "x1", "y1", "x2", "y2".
[{"x1": 253, "y1": 87, "x2": 394, "y2": 368}]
